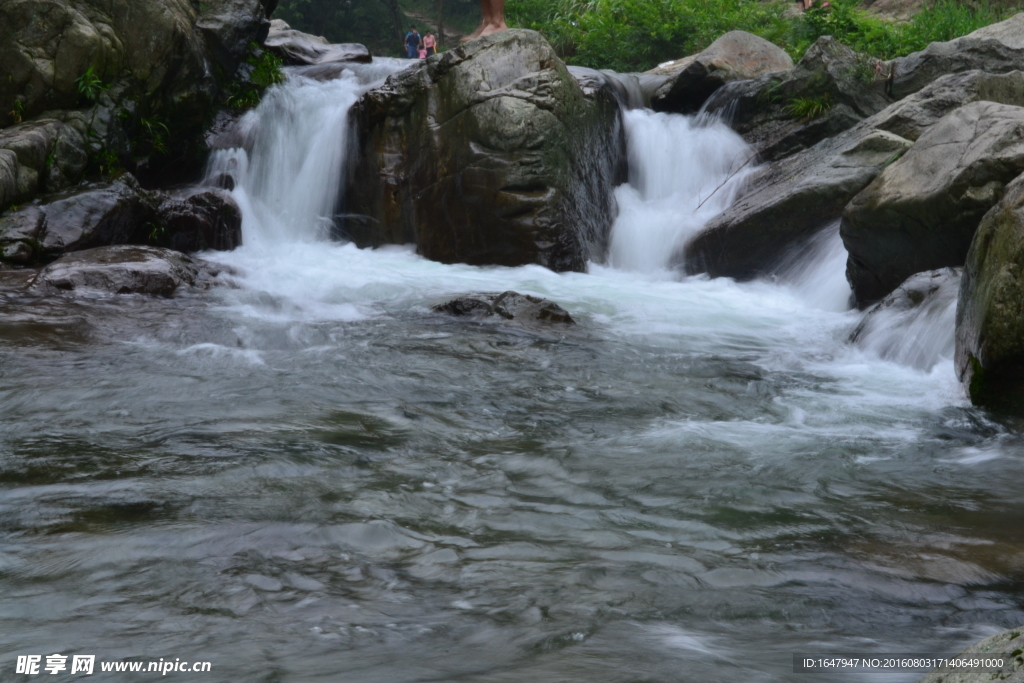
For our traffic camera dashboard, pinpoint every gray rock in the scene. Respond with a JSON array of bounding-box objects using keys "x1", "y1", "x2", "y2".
[
  {"x1": 870, "y1": 69, "x2": 1024, "y2": 142},
  {"x1": 0, "y1": 174, "x2": 156, "y2": 264},
  {"x1": 568, "y1": 66, "x2": 647, "y2": 109},
  {"x1": 0, "y1": 118, "x2": 89, "y2": 210},
  {"x1": 917, "y1": 625, "x2": 1024, "y2": 682},
  {"x1": 433, "y1": 291, "x2": 575, "y2": 324},
  {"x1": 702, "y1": 36, "x2": 892, "y2": 162},
  {"x1": 955, "y1": 173, "x2": 1024, "y2": 414},
  {"x1": 33, "y1": 245, "x2": 205, "y2": 297},
  {"x1": 346, "y1": 29, "x2": 626, "y2": 273},
  {"x1": 264, "y1": 18, "x2": 370, "y2": 65},
  {"x1": 154, "y1": 190, "x2": 243, "y2": 253},
  {"x1": 892, "y1": 12, "x2": 1024, "y2": 101},
  {"x1": 649, "y1": 31, "x2": 793, "y2": 114},
  {"x1": 682, "y1": 125, "x2": 912, "y2": 280},
  {"x1": 842, "y1": 101, "x2": 1024, "y2": 306}
]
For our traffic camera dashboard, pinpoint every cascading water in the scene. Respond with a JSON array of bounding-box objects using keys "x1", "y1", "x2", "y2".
[
  {"x1": 608, "y1": 110, "x2": 753, "y2": 271},
  {"x1": 205, "y1": 59, "x2": 408, "y2": 246},
  {"x1": 6, "y1": 58, "x2": 1021, "y2": 683}
]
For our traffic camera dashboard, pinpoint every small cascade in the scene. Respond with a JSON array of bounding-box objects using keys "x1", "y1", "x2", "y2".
[
  {"x1": 206, "y1": 59, "x2": 407, "y2": 247},
  {"x1": 607, "y1": 109, "x2": 754, "y2": 272},
  {"x1": 851, "y1": 268, "x2": 961, "y2": 371},
  {"x1": 774, "y1": 223, "x2": 853, "y2": 312}
]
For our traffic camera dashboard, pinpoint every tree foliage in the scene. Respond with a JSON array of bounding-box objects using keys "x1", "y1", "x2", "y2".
[{"x1": 506, "y1": 0, "x2": 1013, "y2": 73}]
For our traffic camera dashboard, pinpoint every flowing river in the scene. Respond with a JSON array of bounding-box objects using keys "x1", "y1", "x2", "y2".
[{"x1": 2, "y1": 61, "x2": 1024, "y2": 682}]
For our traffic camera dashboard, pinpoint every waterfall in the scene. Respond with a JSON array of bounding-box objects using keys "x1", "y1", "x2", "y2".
[
  {"x1": 607, "y1": 109, "x2": 753, "y2": 272},
  {"x1": 205, "y1": 60, "x2": 408, "y2": 247}
]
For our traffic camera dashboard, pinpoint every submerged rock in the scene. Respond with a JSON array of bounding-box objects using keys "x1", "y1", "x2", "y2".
[
  {"x1": 891, "y1": 12, "x2": 1024, "y2": 101},
  {"x1": 917, "y1": 625, "x2": 1024, "y2": 682},
  {"x1": 842, "y1": 101, "x2": 1024, "y2": 306},
  {"x1": 33, "y1": 245, "x2": 208, "y2": 297},
  {"x1": 955, "y1": 174, "x2": 1024, "y2": 414},
  {"x1": 433, "y1": 291, "x2": 575, "y2": 325},
  {"x1": 264, "y1": 18, "x2": 370, "y2": 65},
  {"x1": 649, "y1": 31, "x2": 793, "y2": 114},
  {"x1": 345, "y1": 29, "x2": 626, "y2": 273},
  {"x1": 850, "y1": 268, "x2": 960, "y2": 371}
]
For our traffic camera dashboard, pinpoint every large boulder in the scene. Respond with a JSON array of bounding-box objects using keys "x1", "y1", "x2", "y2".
[
  {"x1": 264, "y1": 18, "x2": 370, "y2": 66},
  {"x1": 648, "y1": 31, "x2": 794, "y2": 114},
  {"x1": 841, "y1": 101, "x2": 1024, "y2": 306},
  {"x1": 891, "y1": 12, "x2": 1024, "y2": 101},
  {"x1": 0, "y1": 0, "x2": 268, "y2": 195},
  {"x1": 345, "y1": 29, "x2": 626, "y2": 273},
  {"x1": 682, "y1": 125, "x2": 912, "y2": 279},
  {"x1": 33, "y1": 245, "x2": 206, "y2": 297},
  {"x1": 702, "y1": 36, "x2": 892, "y2": 162},
  {"x1": 955, "y1": 174, "x2": 1024, "y2": 414},
  {"x1": 0, "y1": 174, "x2": 156, "y2": 264}
]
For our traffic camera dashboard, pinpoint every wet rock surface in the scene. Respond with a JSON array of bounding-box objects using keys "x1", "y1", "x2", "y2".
[
  {"x1": 842, "y1": 101, "x2": 1024, "y2": 306},
  {"x1": 956, "y1": 173, "x2": 1024, "y2": 414},
  {"x1": 346, "y1": 29, "x2": 626, "y2": 273},
  {"x1": 154, "y1": 190, "x2": 243, "y2": 253},
  {"x1": 433, "y1": 291, "x2": 575, "y2": 325},
  {"x1": 32, "y1": 245, "x2": 209, "y2": 297}
]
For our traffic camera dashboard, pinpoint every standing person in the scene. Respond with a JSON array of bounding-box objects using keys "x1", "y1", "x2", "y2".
[
  {"x1": 462, "y1": 0, "x2": 507, "y2": 42},
  {"x1": 423, "y1": 32, "x2": 437, "y2": 57},
  {"x1": 404, "y1": 26, "x2": 421, "y2": 58}
]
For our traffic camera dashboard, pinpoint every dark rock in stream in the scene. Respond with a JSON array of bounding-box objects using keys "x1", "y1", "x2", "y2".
[
  {"x1": 32, "y1": 245, "x2": 216, "y2": 297},
  {"x1": 433, "y1": 291, "x2": 575, "y2": 325},
  {"x1": 154, "y1": 190, "x2": 243, "y2": 253},
  {"x1": 346, "y1": 29, "x2": 626, "y2": 273}
]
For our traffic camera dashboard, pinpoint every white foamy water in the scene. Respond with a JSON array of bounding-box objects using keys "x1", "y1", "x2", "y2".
[{"x1": 608, "y1": 110, "x2": 754, "y2": 271}]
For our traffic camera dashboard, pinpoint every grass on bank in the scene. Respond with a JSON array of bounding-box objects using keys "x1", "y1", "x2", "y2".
[{"x1": 505, "y1": 0, "x2": 1014, "y2": 73}]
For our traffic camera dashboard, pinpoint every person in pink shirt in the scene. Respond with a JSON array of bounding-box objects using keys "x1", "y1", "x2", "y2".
[{"x1": 423, "y1": 32, "x2": 437, "y2": 56}]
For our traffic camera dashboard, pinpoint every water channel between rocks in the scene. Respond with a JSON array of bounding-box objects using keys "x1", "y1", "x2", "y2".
[{"x1": 2, "y1": 61, "x2": 1023, "y2": 683}]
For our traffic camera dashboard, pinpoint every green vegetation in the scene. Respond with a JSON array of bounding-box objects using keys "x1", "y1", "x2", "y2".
[
  {"x1": 226, "y1": 45, "x2": 285, "y2": 110},
  {"x1": 506, "y1": 0, "x2": 1014, "y2": 72},
  {"x1": 8, "y1": 99, "x2": 24, "y2": 124},
  {"x1": 75, "y1": 67, "x2": 109, "y2": 102},
  {"x1": 785, "y1": 93, "x2": 832, "y2": 120}
]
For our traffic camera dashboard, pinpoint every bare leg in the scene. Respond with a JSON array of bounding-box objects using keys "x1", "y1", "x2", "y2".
[{"x1": 461, "y1": 0, "x2": 507, "y2": 41}]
